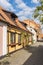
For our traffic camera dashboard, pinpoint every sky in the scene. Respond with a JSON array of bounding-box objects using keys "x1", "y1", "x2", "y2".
[
  {"x1": 0, "y1": 0, "x2": 43, "y2": 31},
  {"x1": 0, "y1": 0, "x2": 40, "y2": 21}
]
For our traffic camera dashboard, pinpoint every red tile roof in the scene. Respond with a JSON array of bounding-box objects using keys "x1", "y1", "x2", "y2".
[
  {"x1": 0, "y1": 7, "x2": 33, "y2": 34},
  {"x1": 23, "y1": 19, "x2": 40, "y2": 32},
  {"x1": 23, "y1": 19, "x2": 40, "y2": 28},
  {"x1": 0, "y1": 8, "x2": 16, "y2": 26},
  {"x1": 0, "y1": 15, "x2": 5, "y2": 21}
]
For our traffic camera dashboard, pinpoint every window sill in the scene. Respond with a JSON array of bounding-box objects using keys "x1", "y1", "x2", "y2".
[
  {"x1": 7, "y1": 43, "x2": 18, "y2": 47},
  {"x1": 18, "y1": 43, "x2": 21, "y2": 45},
  {"x1": 7, "y1": 43, "x2": 21, "y2": 47}
]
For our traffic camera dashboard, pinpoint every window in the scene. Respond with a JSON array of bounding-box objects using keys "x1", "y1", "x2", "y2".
[
  {"x1": 7, "y1": 31, "x2": 16, "y2": 45},
  {"x1": 11, "y1": 13, "x2": 18, "y2": 20},
  {"x1": 18, "y1": 34, "x2": 21, "y2": 44},
  {"x1": 10, "y1": 32, "x2": 16, "y2": 44}
]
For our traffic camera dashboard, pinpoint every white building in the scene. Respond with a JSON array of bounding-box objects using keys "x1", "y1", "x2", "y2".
[{"x1": 26, "y1": 26, "x2": 37, "y2": 43}]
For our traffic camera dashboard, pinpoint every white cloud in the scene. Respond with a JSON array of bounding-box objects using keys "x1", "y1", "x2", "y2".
[
  {"x1": 15, "y1": 0, "x2": 36, "y2": 20},
  {"x1": 31, "y1": 0, "x2": 39, "y2": 4},
  {"x1": 15, "y1": 0, "x2": 33, "y2": 10},
  {"x1": 34, "y1": 19, "x2": 40, "y2": 24},
  {"x1": 18, "y1": 16, "x2": 28, "y2": 21},
  {"x1": 40, "y1": 24, "x2": 43, "y2": 33},
  {"x1": 0, "y1": 0, "x2": 15, "y2": 12}
]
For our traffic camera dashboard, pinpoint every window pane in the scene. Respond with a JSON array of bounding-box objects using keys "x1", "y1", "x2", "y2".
[{"x1": 11, "y1": 33, "x2": 15, "y2": 43}]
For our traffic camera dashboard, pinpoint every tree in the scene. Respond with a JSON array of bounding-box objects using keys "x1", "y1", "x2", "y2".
[{"x1": 33, "y1": 0, "x2": 43, "y2": 24}]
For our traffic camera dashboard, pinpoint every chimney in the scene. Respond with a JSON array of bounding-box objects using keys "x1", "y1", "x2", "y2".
[{"x1": 15, "y1": 18, "x2": 19, "y2": 22}]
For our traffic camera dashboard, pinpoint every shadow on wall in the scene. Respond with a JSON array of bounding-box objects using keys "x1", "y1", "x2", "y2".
[{"x1": 23, "y1": 45, "x2": 43, "y2": 65}]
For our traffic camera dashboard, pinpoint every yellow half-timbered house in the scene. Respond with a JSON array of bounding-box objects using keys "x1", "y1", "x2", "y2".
[{"x1": 0, "y1": 7, "x2": 33, "y2": 57}]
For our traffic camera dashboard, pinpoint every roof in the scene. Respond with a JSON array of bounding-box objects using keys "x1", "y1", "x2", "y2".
[
  {"x1": 0, "y1": 7, "x2": 16, "y2": 26},
  {"x1": 23, "y1": 19, "x2": 40, "y2": 28},
  {"x1": 15, "y1": 19, "x2": 27, "y2": 30},
  {"x1": 38, "y1": 33, "x2": 43, "y2": 38},
  {"x1": 0, "y1": 7, "x2": 33, "y2": 34},
  {"x1": 2, "y1": 10, "x2": 27, "y2": 31},
  {"x1": 23, "y1": 19, "x2": 40, "y2": 31},
  {"x1": 19, "y1": 21, "x2": 33, "y2": 34},
  {"x1": 0, "y1": 15, "x2": 6, "y2": 21},
  {"x1": 3, "y1": 9, "x2": 18, "y2": 20},
  {"x1": 20, "y1": 21, "x2": 27, "y2": 27}
]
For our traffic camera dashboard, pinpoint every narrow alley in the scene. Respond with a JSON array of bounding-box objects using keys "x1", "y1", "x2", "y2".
[
  {"x1": 23, "y1": 42, "x2": 43, "y2": 65},
  {"x1": 0, "y1": 42, "x2": 43, "y2": 65}
]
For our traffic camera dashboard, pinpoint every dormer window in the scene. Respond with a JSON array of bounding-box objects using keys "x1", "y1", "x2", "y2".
[{"x1": 11, "y1": 13, "x2": 18, "y2": 20}]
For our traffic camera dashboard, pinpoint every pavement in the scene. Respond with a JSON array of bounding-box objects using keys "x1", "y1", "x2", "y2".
[{"x1": 0, "y1": 42, "x2": 43, "y2": 65}]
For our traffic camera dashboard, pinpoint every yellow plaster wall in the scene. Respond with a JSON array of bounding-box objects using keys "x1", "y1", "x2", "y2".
[
  {"x1": 9, "y1": 33, "x2": 11, "y2": 44},
  {"x1": 9, "y1": 46, "x2": 16, "y2": 53},
  {"x1": 16, "y1": 34, "x2": 23, "y2": 50},
  {"x1": 7, "y1": 26, "x2": 32, "y2": 53},
  {"x1": 16, "y1": 45, "x2": 22, "y2": 50},
  {"x1": 16, "y1": 34, "x2": 18, "y2": 43},
  {"x1": 7, "y1": 27, "x2": 23, "y2": 53}
]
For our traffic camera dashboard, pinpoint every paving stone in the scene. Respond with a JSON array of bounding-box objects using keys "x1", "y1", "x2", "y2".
[{"x1": 0, "y1": 42, "x2": 43, "y2": 65}]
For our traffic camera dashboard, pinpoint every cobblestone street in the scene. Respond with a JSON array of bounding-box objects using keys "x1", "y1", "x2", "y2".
[{"x1": 0, "y1": 42, "x2": 43, "y2": 65}]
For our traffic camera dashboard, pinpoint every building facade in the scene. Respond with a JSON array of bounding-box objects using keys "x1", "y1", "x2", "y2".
[
  {"x1": 23, "y1": 19, "x2": 41, "y2": 43},
  {"x1": 0, "y1": 7, "x2": 32, "y2": 57}
]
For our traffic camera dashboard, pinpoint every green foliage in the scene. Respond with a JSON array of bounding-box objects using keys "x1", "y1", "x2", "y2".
[
  {"x1": 34, "y1": 13, "x2": 39, "y2": 18},
  {"x1": 21, "y1": 32, "x2": 30, "y2": 46},
  {"x1": 39, "y1": 17, "x2": 43, "y2": 23},
  {"x1": 40, "y1": 0, "x2": 43, "y2": 5},
  {"x1": 33, "y1": 0, "x2": 43, "y2": 24}
]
